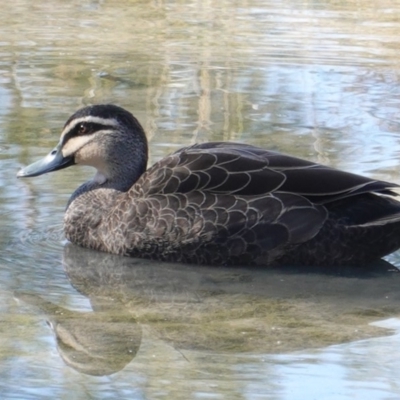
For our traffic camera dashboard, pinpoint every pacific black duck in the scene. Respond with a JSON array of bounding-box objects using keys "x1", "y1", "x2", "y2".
[{"x1": 17, "y1": 104, "x2": 400, "y2": 266}]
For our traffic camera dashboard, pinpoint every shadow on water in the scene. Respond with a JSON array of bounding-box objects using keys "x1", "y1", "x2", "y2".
[{"x1": 15, "y1": 243, "x2": 400, "y2": 376}]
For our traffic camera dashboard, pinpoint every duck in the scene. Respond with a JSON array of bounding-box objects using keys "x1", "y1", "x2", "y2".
[{"x1": 17, "y1": 104, "x2": 400, "y2": 266}]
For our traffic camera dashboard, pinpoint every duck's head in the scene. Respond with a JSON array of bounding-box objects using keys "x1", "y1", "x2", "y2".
[{"x1": 17, "y1": 104, "x2": 148, "y2": 189}]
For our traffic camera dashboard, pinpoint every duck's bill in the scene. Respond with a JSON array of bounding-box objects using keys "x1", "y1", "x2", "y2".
[{"x1": 17, "y1": 143, "x2": 75, "y2": 178}]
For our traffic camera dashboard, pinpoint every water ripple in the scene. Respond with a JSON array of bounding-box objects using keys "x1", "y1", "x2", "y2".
[{"x1": 7, "y1": 224, "x2": 65, "y2": 257}]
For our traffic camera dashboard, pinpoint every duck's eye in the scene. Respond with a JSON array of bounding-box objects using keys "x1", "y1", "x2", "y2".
[{"x1": 77, "y1": 123, "x2": 89, "y2": 135}]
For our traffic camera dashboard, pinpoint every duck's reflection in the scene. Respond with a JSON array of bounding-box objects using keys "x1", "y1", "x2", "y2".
[
  {"x1": 16, "y1": 244, "x2": 400, "y2": 376},
  {"x1": 15, "y1": 291, "x2": 141, "y2": 376}
]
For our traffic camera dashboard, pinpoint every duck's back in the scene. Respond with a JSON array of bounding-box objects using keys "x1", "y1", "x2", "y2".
[{"x1": 93, "y1": 142, "x2": 400, "y2": 266}]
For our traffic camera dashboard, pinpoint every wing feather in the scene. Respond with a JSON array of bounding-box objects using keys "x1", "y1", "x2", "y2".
[{"x1": 135, "y1": 141, "x2": 398, "y2": 204}]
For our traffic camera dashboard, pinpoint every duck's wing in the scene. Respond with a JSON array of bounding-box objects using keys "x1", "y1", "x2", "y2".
[{"x1": 138, "y1": 142, "x2": 398, "y2": 203}]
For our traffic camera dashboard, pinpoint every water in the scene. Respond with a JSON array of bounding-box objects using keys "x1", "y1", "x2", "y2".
[{"x1": 2, "y1": 0, "x2": 400, "y2": 398}]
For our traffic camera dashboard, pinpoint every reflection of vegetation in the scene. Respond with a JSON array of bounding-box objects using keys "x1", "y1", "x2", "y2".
[{"x1": 4, "y1": 0, "x2": 400, "y2": 182}]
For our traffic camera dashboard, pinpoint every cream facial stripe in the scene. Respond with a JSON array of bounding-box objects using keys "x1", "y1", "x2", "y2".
[
  {"x1": 61, "y1": 116, "x2": 119, "y2": 138},
  {"x1": 60, "y1": 116, "x2": 119, "y2": 157}
]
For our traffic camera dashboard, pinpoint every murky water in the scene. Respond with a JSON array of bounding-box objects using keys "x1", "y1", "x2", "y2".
[{"x1": 2, "y1": 0, "x2": 400, "y2": 398}]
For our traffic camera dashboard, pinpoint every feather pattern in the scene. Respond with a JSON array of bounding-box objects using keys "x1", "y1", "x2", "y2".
[{"x1": 17, "y1": 105, "x2": 400, "y2": 266}]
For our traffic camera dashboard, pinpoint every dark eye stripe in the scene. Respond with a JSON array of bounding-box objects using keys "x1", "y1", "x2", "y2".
[
  {"x1": 62, "y1": 122, "x2": 112, "y2": 145},
  {"x1": 77, "y1": 122, "x2": 110, "y2": 135}
]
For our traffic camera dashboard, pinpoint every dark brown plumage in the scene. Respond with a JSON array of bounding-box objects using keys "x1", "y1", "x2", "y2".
[{"x1": 17, "y1": 104, "x2": 400, "y2": 266}]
